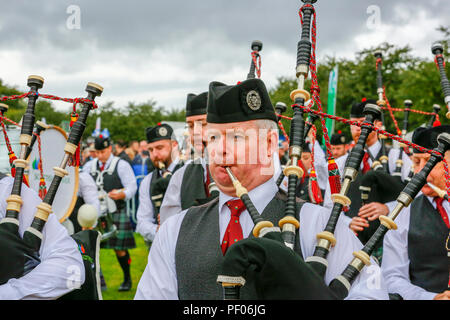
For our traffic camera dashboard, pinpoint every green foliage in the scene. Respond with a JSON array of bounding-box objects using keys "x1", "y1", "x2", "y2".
[{"x1": 84, "y1": 101, "x2": 186, "y2": 142}]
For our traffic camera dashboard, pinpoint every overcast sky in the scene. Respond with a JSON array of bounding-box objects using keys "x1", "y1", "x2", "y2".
[{"x1": 0, "y1": 0, "x2": 448, "y2": 114}]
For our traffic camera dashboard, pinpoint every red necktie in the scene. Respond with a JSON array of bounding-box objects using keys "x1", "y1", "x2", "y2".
[
  {"x1": 221, "y1": 199, "x2": 246, "y2": 255},
  {"x1": 434, "y1": 197, "x2": 450, "y2": 229},
  {"x1": 362, "y1": 152, "x2": 370, "y2": 174},
  {"x1": 100, "y1": 162, "x2": 105, "y2": 171}
]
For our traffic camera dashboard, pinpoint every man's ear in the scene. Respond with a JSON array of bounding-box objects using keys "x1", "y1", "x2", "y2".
[
  {"x1": 267, "y1": 130, "x2": 279, "y2": 157},
  {"x1": 374, "y1": 119, "x2": 383, "y2": 128}
]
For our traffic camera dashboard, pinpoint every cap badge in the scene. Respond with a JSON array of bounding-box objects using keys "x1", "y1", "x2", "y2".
[
  {"x1": 246, "y1": 90, "x2": 262, "y2": 111},
  {"x1": 159, "y1": 127, "x2": 168, "y2": 137},
  {"x1": 340, "y1": 136, "x2": 345, "y2": 143}
]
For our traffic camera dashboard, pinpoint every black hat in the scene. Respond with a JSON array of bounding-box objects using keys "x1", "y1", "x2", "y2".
[
  {"x1": 186, "y1": 92, "x2": 208, "y2": 117},
  {"x1": 411, "y1": 125, "x2": 450, "y2": 153},
  {"x1": 206, "y1": 78, "x2": 277, "y2": 124},
  {"x1": 330, "y1": 131, "x2": 347, "y2": 146},
  {"x1": 94, "y1": 136, "x2": 111, "y2": 151},
  {"x1": 302, "y1": 142, "x2": 311, "y2": 153},
  {"x1": 146, "y1": 123, "x2": 174, "y2": 143},
  {"x1": 350, "y1": 98, "x2": 378, "y2": 119}
]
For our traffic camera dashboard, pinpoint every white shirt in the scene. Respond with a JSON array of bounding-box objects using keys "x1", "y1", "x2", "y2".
[
  {"x1": 0, "y1": 176, "x2": 85, "y2": 300},
  {"x1": 78, "y1": 171, "x2": 101, "y2": 215},
  {"x1": 136, "y1": 158, "x2": 181, "y2": 242},
  {"x1": 312, "y1": 140, "x2": 328, "y2": 190},
  {"x1": 135, "y1": 177, "x2": 389, "y2": 300},
  {"x1": 388, "y1": 147, "x2": 413, "y2": 182},
  {"x1": 382, "y1": 196, "x2": 449, "y2": 300},
  {"x1": 83, "y1": 154, "x2": 137, "y2": 200}
]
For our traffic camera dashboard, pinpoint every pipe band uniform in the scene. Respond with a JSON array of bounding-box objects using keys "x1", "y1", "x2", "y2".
[
  {"x1": 0, "y1": 80, "x2": 103, "y2": 300},
  {"x1": 331, "y1": 126, "x2": 450, "y2": 299},
  {"x1": 83, "y1": 132, "x2": 138, "y2": 292},
  {"x1": 134, "y1": 75, "x2": 388, "y2": 300},
  {"x1": 381, "y1": 125, "x2": 450, "y2": 300},
  {"x1": 136, "y1": 122, "x2": 184, "y2": 247}
]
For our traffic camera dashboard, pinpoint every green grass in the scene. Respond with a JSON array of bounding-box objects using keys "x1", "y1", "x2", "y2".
[{"x1": 99, "y1": 233, "x2": 149, "y2": 300}]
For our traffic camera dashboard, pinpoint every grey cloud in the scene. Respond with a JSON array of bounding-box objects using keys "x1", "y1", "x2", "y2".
[{"x1": 0, "y1": 0, "x2": 449, "y2": 112}]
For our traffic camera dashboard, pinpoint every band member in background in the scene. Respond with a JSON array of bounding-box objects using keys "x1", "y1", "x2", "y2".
[
  {"x1": 135, "y1": 78, "x2": 387, "y2": 300},
  {"x1": 159, "y1": 92, "x2": 214, "y2": 224},
  {"x1": 136, "y1": 123, "x2": 182, "y2": 246},
  {"x1": 0, "y1": 173, "x2": 85, "y2": 299},
  {"x1": 81, "y1": 144, "x2": 96, "y2": 166},
  {"x1": 83, "y1": 136, "x2": 137, "y2": 292},
  {"x1": 294, "y1": 143, "x2": 315, "y2": 201},
  {"x1": 330, "y1": 131, "x2": 348, "y2": 160},
  {"x1": 382, "y1": 125, "x2": 450, "y2": 300},
  {"x1": 324, "y1": 99, "x2": 407, "y2": 232},
  {"x1": 114, "y1": 140, "x2": 133, "y2": 165}
]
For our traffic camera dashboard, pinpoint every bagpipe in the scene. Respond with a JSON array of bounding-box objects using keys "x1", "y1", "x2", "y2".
[
  {"x1": 329, "y1": 132, "x2": 450, "y2": 299},
  {"x1": 427, "y1": 181, "x2": 449, "y2": 201},
  {"x1": 0, "y1": 77, "x2": 103, "y2": 299},
  {"x1": 216, "y1": 0, "x2": 450, "y2": 300},
  {"x1": 392, "y1": 99, "x2": 412, "y2": 179},
  {"x1": 305, "y1": 104, "x2": 381, "y2": 277},
  {"x1": 373, "y1": 51, "x2": 390, "y2": 173},
  {"x1": 216, "y1": 0, "x2": 341, "y2": 299},
  {"x1": 150, "y1": 161, "x2": 174, "y2": 218},
  {"x1": 247, "y1": 40, "x2": 263, "y2": 80},
  {"x1": 431, "y1": 42, "x2": 450, "y2": 119},
  {"x1": 428, "y1": 104, "x2": 441, "y2": 128}
]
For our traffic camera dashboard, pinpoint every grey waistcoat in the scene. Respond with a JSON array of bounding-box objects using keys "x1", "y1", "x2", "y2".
[
  {"x1": 408, "y1": 195, "x2": 449, "y2": 293},
  {"x1": 175, "y1": 192, "x2": 305, "y2": 300}
]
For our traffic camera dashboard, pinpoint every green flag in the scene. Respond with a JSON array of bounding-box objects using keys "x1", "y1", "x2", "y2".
[{"x1": 324, "y1": 66, "x2": 338, "y2": 145}]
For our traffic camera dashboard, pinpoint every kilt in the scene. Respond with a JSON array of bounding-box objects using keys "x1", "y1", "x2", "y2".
[{"x1": 102, "y1": 207, "x2": 136, "y2": 250}]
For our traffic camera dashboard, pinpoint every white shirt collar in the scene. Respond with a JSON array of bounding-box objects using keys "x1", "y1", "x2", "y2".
[
  {"x1": 218, "y1": 176, "x2": 278, "y2": 216},
  {"x1": 367, "y1": 140, "x2": 381, "y2": 158},
  {"x1": 100, "y1": 153, "x2": 114, "y2": 168}
]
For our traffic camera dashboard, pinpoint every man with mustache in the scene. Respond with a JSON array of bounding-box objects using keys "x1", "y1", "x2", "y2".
[
  {"x1": 136, "y1": 123, "x2": 182, "y2": 246},
  {"x1": 135, "y1": 79, "x2": 388, "y2": 300},
  {"x1": 382, "y1": 125, "x2": 450, "y2": 300}
]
